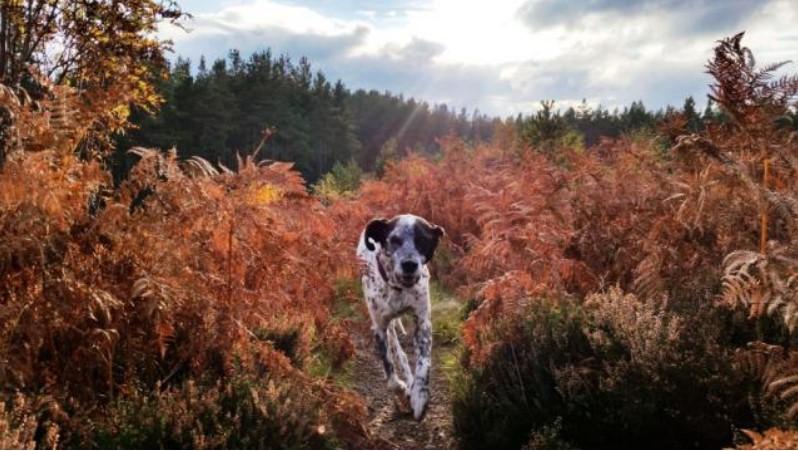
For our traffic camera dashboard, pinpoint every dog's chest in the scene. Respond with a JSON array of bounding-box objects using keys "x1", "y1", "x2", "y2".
[
  {"x1": 387, "y1": 284, "x2": 422, "y2": 309},
  {"x1": 365, "y1": 270, "x2": 427, "y2": 315}
]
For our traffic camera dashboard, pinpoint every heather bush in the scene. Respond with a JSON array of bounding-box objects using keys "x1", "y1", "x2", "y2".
[
  {"x1": 524, "y1": 418, "x2": 573, "y2": 450},
  {"x1": 452, "y1": 288, "x2": 769, "y2": 449},
  {"x1": 452, "y1": 295, "x2": 590, "y2": 448},
  {"x1": 0, "y1": 394, "x2": 55, "y2": 450},
  {"x1": 78, "y1": 363, "x2": 366, "y2": 449}
]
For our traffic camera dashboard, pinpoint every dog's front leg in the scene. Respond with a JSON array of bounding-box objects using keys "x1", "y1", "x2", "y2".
[
  {"x1": 410, "y1": 305, "x2": 432, "y2": 421},
  {"x1": 388, "y1": 320, "x2": 414, "y2": 388},
  {"x1": 373, "y1": 322, "x2": 410, "y2": 401}
]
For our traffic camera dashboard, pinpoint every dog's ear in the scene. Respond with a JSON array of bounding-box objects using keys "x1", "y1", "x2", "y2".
[
  {"x1": 414, "y1": 219, "x2": 445, "y2": 262},
  {"x1": 365, "y1": 217, "x2": 393, "y2": 251}
]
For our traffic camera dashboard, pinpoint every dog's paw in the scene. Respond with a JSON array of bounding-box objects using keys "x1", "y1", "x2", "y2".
[
  {"x1": 410, "y1": 383, "x2": 429, "y2": 421},
  {"x1": 387, "y1": 375, "x2": 407, "y2": 394},
  {"x1": 393, "y1": 391, "x2": 413, "y2": 415}
]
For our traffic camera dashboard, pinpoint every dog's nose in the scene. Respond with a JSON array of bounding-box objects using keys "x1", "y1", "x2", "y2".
[{"x1": 401, "y1": 260, "x2": 419, "y2": 274}]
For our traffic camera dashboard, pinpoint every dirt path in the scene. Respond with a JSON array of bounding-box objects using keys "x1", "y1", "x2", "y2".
[{"x1": 351, "y1": 321, "x2": 457, "y2": 449}]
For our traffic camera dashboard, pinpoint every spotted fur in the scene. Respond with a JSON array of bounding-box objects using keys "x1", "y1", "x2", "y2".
[{"x1": 356, "y1": 214, "x2": 443, "y2": 421}]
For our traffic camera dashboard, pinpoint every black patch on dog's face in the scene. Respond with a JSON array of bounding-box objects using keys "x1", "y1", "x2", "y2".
[
  {"x1": 365, "y1": 217, "x2": 396, "y2": 251},
  {"x1": 413, "y1": 218, "x2": 445, "y2": 263},
  {"x1": 366, "y1": 215, "x2": 444, "y2": 287}
]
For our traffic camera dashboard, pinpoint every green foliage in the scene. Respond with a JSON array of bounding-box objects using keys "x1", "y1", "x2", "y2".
[
  {"x1": 330, "y1": 278, "x2": 366, "y2": 323},
  {"x1": 520, "y1": 100, "x2": 574, "y2": 154},
  {"x1": 375, "y1": 137, "x2": 399, "y2": 176},
  {"x1": 683, "y1": 96, "x2": 702, "y2": 132},
  {"x1": 452, "y1": 296, "x2": 590, "y2": 448},
  {"x1": 559, "y1": 129, "x2": 585, "y2": 151},
  {"x1": 430, "y1": 282, "x2": 465, "y2": 347},
  {"x1": 313, "y1": 160, "x2": 363, "y2": 201}
]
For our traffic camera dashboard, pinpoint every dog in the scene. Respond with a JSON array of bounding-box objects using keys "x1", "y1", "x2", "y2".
[{"x1": 356, "y1": 214, "x2": 444, "y2": 421}]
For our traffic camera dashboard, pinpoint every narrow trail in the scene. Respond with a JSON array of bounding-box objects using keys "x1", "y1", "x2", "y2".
[{"x1": 350, "y1": 318, "x2": 457, "y2": 449}]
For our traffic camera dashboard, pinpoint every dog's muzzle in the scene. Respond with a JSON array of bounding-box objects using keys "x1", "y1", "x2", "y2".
[{"x1": 398, "y1": 273, "x2": 420, "y2": 287}]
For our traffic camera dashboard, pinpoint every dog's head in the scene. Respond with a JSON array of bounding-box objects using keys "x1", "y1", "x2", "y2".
[{"x1": 364, "y1": 214, "x2": 445, "y2": 288}]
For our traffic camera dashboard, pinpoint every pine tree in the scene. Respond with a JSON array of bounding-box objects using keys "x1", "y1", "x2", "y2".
[{"x1": 682, "y1": 96, "x2": 701, "y2": 132}]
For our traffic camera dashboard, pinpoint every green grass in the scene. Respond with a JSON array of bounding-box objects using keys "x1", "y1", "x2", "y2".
[
  {"x1": 429, "y1": 281, "x2": 468, "y2": 384},
  {"x1": 331, "y1": 277, "x2": 367, "y2": 323},
  {"x1": 305, "y1": 277, "x2": 366, "y2": 387},
  {"x1": 430, "y1": 280, "x2": 464, "y2": 346},
  {"x1": 307, "y1": 350, "x2": 356, "y2": 388}
]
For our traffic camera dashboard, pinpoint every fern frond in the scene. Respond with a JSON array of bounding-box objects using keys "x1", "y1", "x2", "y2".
[
  {"x1": 184, "y1": 156, "x2": 219, "y2": 177},
  {"x1": 632, "y1": 253, "x2": 664, "y2": 300}
]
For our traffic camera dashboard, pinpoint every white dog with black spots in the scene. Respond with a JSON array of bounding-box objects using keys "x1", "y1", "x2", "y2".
[{"x1": 356, "y1": 214, "x2": 444, "y2": 421}]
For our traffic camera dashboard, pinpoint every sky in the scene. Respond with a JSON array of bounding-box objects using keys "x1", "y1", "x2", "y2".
[{"x1": 159, "y1": 0, "x2": 798, "y2": 117}]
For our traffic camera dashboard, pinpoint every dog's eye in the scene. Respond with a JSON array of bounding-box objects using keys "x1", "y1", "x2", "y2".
[{"x1": 390, "y1": 236, "x2": 403, "y2": 246}]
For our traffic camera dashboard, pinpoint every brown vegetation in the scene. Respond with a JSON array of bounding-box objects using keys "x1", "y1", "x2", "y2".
[
  {"x1": 329, "y1": 32, "x2": 798, "y2": 448},
  {"x1": 1, "y1": 7, "x2": 798, "y2": 448},
  {"x1": 0, "y1": 66, "x2": 371, "y2": 449}
]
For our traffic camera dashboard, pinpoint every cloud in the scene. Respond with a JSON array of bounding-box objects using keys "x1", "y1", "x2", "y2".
[
  {"x1": 341, "y1": 56, "x2": 512, "y2": 109},
  {"x1": 160, "y1": 0, "x2": 370, "y2": 63},
  {"x1": 166, "y1": 20, "x2": 368, "y2": 67},
  {"x1": 518, "y1": 0, "x2": 766, "y2": 36},
  {"x1": 161, "y1": 1, "x2": 509, "y2": 112},
  {"x1": 160, "y1": 0, "x2": 798, "y2": 116},
  {"x1": 383, "y1": 37, "x2": 445, "y2": 61}
]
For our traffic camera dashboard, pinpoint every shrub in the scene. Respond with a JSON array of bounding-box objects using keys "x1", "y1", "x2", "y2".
[
  {"x1": 0, "y1": 395, "x2": 48, "y2": 450},
  {"x1": 520, "y1": 100, "x2": 581, "y2": 156},
  {"x1": 453, "y1": 289, "x2": 758, "y2": 449},
  {"x1": 0, "y1": 392, "x2": 64, "y2": 450},
  {"x1": 313, "y1": 160, "x2": 363, "y2": 203},
  {"x1": 452, "y1": 296, "x2": 591, "y2": 448},
  {"x1": 78, "y1": 362, "x2": 368, "y2": 449},
  {"x1": 0, "y1": 74, "x2": 370, "y2": 447},
  {"x1": 524, "y1": 418, "x2": 573, "y2": 450}
]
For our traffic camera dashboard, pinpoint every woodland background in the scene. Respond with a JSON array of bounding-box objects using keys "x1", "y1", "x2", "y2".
[
  {"x1": 2, "y1": 1, "x2": 798, "y2": 449},
  {"x1": 112, "y1": 49, "x2": 720, "y2": 184}
]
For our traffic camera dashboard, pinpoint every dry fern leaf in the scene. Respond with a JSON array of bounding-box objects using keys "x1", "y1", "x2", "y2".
[
  {"x1": 737, "y1": 428, "x2": 798, "y2": 450},
  {"x1": 721, "y1": 250, "x2": 770, "y2": 316},
  {"x1": 768, "y1": 374, "x2": 798, "y2": 419},
  {"x1": 184, "y1": 156, "x2": 220, "y2": 177},
  {"x1": 734, "y1": 341, "x2": 784, "y2": 384},
  {"x1": 632, "y1": 252, "x2": 665, "y2": 300}
]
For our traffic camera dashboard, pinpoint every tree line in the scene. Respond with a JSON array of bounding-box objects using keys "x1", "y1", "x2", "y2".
[
  {"x1": 513, "y1": 96, "x2": 717, "y2": 153},
  {"x1": 118, "y1": 48, "x2": 793, "y2": 184},
  {"x1": 114, "y1": 49, "x2": 498, "y2": 183}
]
